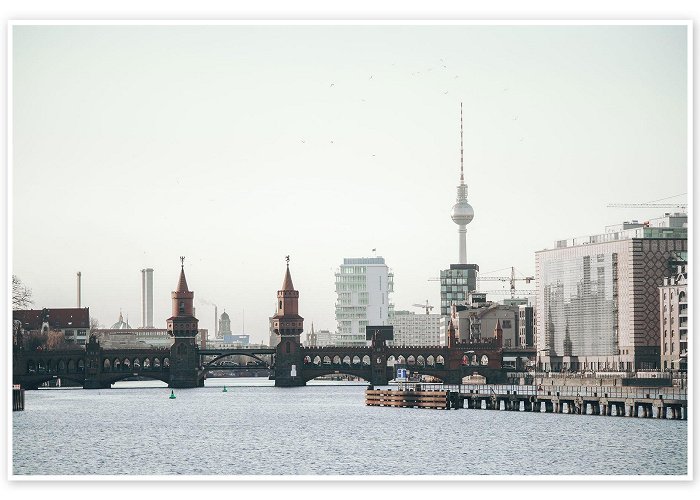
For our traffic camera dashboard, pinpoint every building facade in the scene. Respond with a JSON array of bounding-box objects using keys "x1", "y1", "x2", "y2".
[
  {"x1": 659, "y1": 252, "x2": 688, "y2": 372},
  {"x1": 389, "y1": 310, "x2": 441, "y2": 346},
  {"x1": 13, "y1": 307, "x2": 91, "y2": 345},
  {"x1": 451, "y1": 301, "x2": 520, "y2": 348},
  {"x1": 219, "y1": 311, "x2": 232, "y2": 337},
  {"x1": 518, "y1": 305, "x2": 535, "y2": 348},
  {"x1": 334, "y1": 257, "x2": 394, "y2": 346},
  {"x1": 536, "y1": 214, "x2": 687, "y2": 372}
]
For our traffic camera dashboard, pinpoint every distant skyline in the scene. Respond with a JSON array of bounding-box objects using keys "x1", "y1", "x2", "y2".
[{"x1": 10, "y1": 23, "x2": 689, "y2": 344}]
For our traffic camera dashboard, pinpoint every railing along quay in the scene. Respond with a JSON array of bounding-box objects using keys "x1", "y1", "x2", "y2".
[{"x1": 374, "y1": 383, "x2": 687, "y2": 419}]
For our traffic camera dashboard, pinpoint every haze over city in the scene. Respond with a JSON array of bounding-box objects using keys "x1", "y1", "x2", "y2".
[{"x1": 11, "y1": 24, "x2": 688, "y2": 344}]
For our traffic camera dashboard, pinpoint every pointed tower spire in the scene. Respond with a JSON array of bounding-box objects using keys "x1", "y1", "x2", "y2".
[
  {"x1": 494, "y1": 319, "x2": 503, "y2": 347},
  {"x1": 282, "y1": 255, "x2": 294, "y2": 290},
  {"x1": 177, "y1": 256, "x2": 190, "y2": 292},
  {"x1": 272, "y1": 256, "x2": 303, "y2": 336}
]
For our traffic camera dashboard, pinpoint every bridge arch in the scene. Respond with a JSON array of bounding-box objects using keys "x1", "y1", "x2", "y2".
[
  {"x1": 204, "y1": 352, "x2": 270, "y2": 368},
  {"x1": 407, "y1": 355, "x2": 416, "y2": 366},
  {"x1": 302, "y1": 369, "x2": 371, "y2": 384},
  {"x1": 352, "y1": 355, "x2": 361, "y2": 365},
  {"x1": 386, "y1": 355, "x2": 396, "y2": 367},
  {"x1": 362, "y1": 355, "x2": 371, "y2": 366},
  {"x1": 332, "y1": 355, "x2": 341, "y2": 365},
  {"x1": 103, "y1": 359, "x2": 111, "y2": 370},
  {"x1": 417, "y1": 355, "x2": 425, "y2": 367},
  {"x1": 427, "y1": 355, "x2": 435, "y2": 366}
]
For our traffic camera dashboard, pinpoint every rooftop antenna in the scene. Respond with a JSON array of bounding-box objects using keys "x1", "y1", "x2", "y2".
[
  {"x1": 460, "y1": 101, "x2": 464, "y2": 184},
  {"x1": 180, "y1": 256, "x2": 185, "y2": 268}
]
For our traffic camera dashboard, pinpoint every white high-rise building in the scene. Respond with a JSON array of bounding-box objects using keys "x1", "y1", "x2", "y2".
[
  {"x1": 389, "y1": 310, "x2": 441, "y2": 346},
  {"x1": 335, "y1": 257, "x2": 394, "y2": 346}
]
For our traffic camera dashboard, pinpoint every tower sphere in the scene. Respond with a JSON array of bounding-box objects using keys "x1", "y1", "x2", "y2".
[{"x1": 451, "y1": 200, "x2": 474, "y2": 226}]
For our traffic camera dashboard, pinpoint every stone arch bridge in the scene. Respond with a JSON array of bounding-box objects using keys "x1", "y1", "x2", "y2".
[{"x1": 14, "y1": 332, "x2": 510, "y2": 389}]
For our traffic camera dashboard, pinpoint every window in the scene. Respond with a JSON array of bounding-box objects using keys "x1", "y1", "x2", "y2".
[
  {"x1": 179, "y1": 301, "x2": 185, "y2": 313},
  {"x1": 502, "y1": 320, "x2": 512, "y2": 329}
]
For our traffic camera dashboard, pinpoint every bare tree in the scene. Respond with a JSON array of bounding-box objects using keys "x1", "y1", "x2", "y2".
[
  {"x1": 12, "y1": 275, "x2": 33, "y2": 310},
  {"x1": 90, "y1": 317, "x2": 101, "y2": 331}
]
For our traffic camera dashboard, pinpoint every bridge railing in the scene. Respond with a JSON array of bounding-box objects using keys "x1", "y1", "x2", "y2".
[{"x1": 436, "y1": 383, "x2": 688, "y2": 401}]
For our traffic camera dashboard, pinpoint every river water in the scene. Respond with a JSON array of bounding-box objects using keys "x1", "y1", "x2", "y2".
[{"x1": 12, "y1": 378, "x2": 688, "y2": 477}]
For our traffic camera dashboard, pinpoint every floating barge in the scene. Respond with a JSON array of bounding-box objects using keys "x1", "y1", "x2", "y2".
[{"x1": 365, "y1": 388, "x2": 458, "y2": 410}]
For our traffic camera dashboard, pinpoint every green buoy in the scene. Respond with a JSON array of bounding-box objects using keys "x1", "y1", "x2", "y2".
[
  {"x1": 223, "y1": 386, "x2": 228, "y2": 392},
  {"x1": 169, "y1": 390, "x2": 176, "y2": 399}
]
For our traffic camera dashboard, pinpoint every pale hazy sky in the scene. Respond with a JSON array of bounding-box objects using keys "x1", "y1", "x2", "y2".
[{"x1": 11, "y1": 23, "x2": 688, "y2": 344}]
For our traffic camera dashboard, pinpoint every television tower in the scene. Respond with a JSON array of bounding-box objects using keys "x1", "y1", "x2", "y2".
[{"x1": 450, "y1": 102, "x2": 474, "y2": 264}]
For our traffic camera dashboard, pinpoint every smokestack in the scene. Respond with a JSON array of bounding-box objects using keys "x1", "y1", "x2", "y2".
[
  {"x1": 77, "y1": 272, "x2": 81, "y2": 308},
  {"x1": 141, "y1": 268, "x2": 154, "y2": 328},
  {"x1": 215, "y1": 305, "x2": 218, "y2": 338},
  {"x1": 141, "y1": 269, "x2": 146, "y2": 328}
]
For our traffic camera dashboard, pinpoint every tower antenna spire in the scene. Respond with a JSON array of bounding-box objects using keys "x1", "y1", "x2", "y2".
[
  {"x1": 460, "y1": 102, "x2": 464, "y2": 184},
  {"x1": 180, "y1": 256, "x2": 185, "y2": 269}
]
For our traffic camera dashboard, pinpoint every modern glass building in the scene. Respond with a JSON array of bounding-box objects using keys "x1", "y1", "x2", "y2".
[
  {"x1": 536, "y1": 214, "x2": 687, "y2": 372},
  {"x1": 439, "y1": 263, "x2": 478, "y2": 316}
]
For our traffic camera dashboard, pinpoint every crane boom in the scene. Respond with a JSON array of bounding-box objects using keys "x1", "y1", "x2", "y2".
[{"x1": 607, "y1": 203, "x2": 686, "y2": 209}]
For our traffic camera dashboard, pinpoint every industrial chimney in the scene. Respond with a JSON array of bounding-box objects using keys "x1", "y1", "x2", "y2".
[
  {"x1": 141, "y1": 268, "x2": 154, "y2": 328},
  {"x1": 77, "y1": 272, "x2": 82, "y2": 308},
  {"x1": 214, "y1": 305, "x2": 218, "y2": 338}
]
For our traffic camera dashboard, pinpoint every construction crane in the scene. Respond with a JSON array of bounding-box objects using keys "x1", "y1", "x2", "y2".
[
  {"x1": 607, "y1": 193, "x2": 687, "y2": 212},
  {"x1": 412, "y1": 300, "x2": 434, "y2": 314},
  {"x1": 477, "y1": 267, "x2": 534, "y2": 299},
  {"x1": 607, "y1": 203, "x2": 687, "y2": 210}
]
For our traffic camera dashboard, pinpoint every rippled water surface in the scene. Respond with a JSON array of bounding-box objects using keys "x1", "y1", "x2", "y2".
[{"x1": 12, "y1": 379, "x2": 687, "y2": 476}]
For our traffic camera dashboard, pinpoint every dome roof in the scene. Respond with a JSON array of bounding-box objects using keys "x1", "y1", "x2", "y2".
[
  {"x1": 110, "y1": 312, "x2": 132, "y2": 330},
  {"x1": 220, "y1": 311, "x2": 230, "y2": 320},
  {"x1": 451, "y1": 201, "x2": 474, "y2": 225}
]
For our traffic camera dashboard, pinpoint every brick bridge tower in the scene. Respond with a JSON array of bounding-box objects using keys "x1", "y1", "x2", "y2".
[
  {"x1": 167, "y1": 257, "x2": 201, "y2": 388},
  {"x1": 272, "y1": 256, "x2": 305, "y2": 387}
]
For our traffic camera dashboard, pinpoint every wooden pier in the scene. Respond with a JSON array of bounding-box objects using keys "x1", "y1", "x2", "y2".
[
  {"x1": 13, "y1": 385, "x2": 25, "y2": 411},
  {"x1": 367, "y1": 383, "x2": 687, "y2": 419},
  {"x1": 365, "y1": 388, "x2": 455, "y2": 409}
]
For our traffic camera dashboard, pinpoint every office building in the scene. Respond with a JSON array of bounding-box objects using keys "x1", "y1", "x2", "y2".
[
  {"x1": 389, "y1": 310, "x2": 442, "y2": 346},
  {"x1": 536, "y1": 213, "x2": 687, "y2": 372}
]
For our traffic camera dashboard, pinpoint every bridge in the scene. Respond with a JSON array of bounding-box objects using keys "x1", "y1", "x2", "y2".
[
  {"x1": 12, "y1": 259, "x2": 511, "y2": 389},
  {"x1": 13, "y1": 327, "x2": 508, "y2": 389}
]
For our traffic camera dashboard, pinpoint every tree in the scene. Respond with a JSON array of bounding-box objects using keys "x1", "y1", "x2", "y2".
[{"x1": 12, "y1": 275, "x2": 33, "y2": 310}]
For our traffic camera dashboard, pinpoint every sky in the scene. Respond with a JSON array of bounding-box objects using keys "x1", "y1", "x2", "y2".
[{"x1": 10, "y1": 23, "x2": 688, "y2": 344}]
